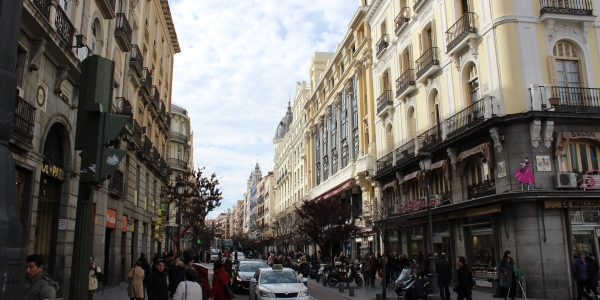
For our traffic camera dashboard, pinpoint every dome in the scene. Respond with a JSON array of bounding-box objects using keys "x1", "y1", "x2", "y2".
[{"x1": 274, "y1": 102, "x2": 293, "y2": 140}]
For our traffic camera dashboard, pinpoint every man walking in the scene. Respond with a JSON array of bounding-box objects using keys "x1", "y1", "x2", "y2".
[
  {"x1": 453, "y1": 256, "x2": 473, "y2": 300},
  {"x1": 436, "y1": 253, "x2": 452, "y2": 300},
  {"x1": 572, "y1": 254, "x2": 595, "y2": 300},
  {"x1": 25, "y1": 254, "x2": 58, "y2": 300}
]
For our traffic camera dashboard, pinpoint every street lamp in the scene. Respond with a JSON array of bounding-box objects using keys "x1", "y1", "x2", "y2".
[
  {"x1": 176, "y1": 177, "x2": 185, "y2": 256},
  {"x1": 419, "y1": 152, "x2": 440, "y2": 300}
]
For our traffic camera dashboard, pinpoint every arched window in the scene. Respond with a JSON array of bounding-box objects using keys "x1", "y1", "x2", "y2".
[
  {"x1": 91, "y1": 18, "x2": 101, "y2": 54},
  {"x1": 407, "y1": 107, "x2": 417, "y2": 140},
  {"x1": 385, "y1": 124, "x2": 394, "y2": 154},
  {"x1": 467, "y1": 63, "x2": 479, "y2": 106},
  {"x1": 465, "y1": 155, "x2": 495, "y2": 199},
  {"x1": 553, "y1": 42, "x2": 582, "y2": 88}
]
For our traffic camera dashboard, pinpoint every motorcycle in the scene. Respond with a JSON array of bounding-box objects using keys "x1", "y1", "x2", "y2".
[
  {"x1": 309, "y1": 262, "x2": 320, "y2": 279},
  {"x1": 394, "y1": 267, "x2": 429, "y2": 300},
  {"x1": 326, "y1": 262, "x2": 363, "y2": 286},
  {"x1": 316, "y1": 263, "x2": 331, "y2": 283}
]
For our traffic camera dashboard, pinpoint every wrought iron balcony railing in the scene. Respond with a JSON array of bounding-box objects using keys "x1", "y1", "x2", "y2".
[
  {"x1": 376, "y1": 90, "x2": 393, "y2": 114},
  {"x1": 375, "y1": 151, "x2": 394, "y2": 175},
  {"x1": 13, "y1": 95, "x2": 36, "y2": 144},
  {"x1": 171, "y1": 103, "x2": 187, "y2": 115},
  {"x1": 169, "y1": 158, "x2": 188, "y2": 170},
  {"x1": 418, "y1": 123, "x2": 442, "y2": 151},
  {"x1": 446, "y1": 97, "x2": 489, "y2": 138},
  {"x1": 129, "y1": 44, "x2": 144, "y2": 76},
  {"x1": 170, "y1": 131, "x2": 188, "y2": 144},
  {"x1": 416, "y1": 47, "x2": 440, "y2": 79},
  {"x1": 114, "y1": 97, "x2": 132, "y2": 115},
  {"x1": 114, "y1": 13, "x2": 132, "y2": 52},
  {"x1": 395, "y1": 139, "x2": 416, "y2": 166},
  {"x1": 396, "y1": 69, "x2": 416, "y2": 97},
  {"x1": 108, "y1": 169, "x2": 124, "y2": 198},
  {"x1": 141, "y1": 135, "x2": 152, "y2": 160},
  {"x1": 55, "y1": 5, "x2": 75, "y2": 46},
  {"x1": 376, "y1": 34, "x2": 389, "y2": 57},
  {"x1": 446, "y1": 12, "x2": 478, "y2": 53},
  {"x1": 395, "y1": 7, "x2": 411, "y2": 35},
  {"x1": 468, "y1": 179, "x2": 496, "y2": 199},
  {"x1": 150, "y1": 85, "x2": 160, "y2": 109},
  {"x1": 33, "y1": 0, "x2": 51, "y2": 20},
  {"x1": 540, "y1": 0, "x2": 593, "y2": 16},
  {"x1": 549, "y1": 86, "x2": 600, "y2": 113},
  {"x1": 140, "y1": 67, "x2": 152, "y2": 94},
  {"x1": 413, "y1": 0, "x2": 425, "y2": 11}
]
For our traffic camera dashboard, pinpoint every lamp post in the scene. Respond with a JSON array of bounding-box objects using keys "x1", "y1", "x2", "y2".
[
  {"x1": 420, "y1": 152, "x2": 440, "y2": 299},
  {"x1": 176, "y1": 177, "x2": 185, "y2": 256}
]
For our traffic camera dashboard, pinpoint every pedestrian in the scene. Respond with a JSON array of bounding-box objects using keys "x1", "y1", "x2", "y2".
[
  {"x1": 146, "y1": 259, "x2": 169, "y2": 300},
  {"x1": 361, "y1": 253, "x2": 371, "y2": 287},
  {"x1": 416, "y1": 251, "x2": 426, "y2": 278},
  {"x1": 499, "y1": 250, "x2": 517, "y2": 300},
  {"x1": 390, "y1": 252, "x2": 400, "y2": 282},
  {"x1": 317, "y1": 250, "x2": 321, "y2": 262},
  {"x1": 453, "y1": 256, "x2": 473, "y2": 300},
  {"x1": 585, "y1": 256, "x2": 599, "y2": 296},
  {"x1": 89, "y1": 256, "x2": 102, "y2": 300},
  {"x1": 572, "y1": 254, "x2": 595, "y2": 300},
  {"x1": 169, "y1": 256, "x2": 186, "y2": 297},
  {"x1": 299, "y1": 256, "x2": 310, "y2": 278},
  {"x1": 370, "y1": 254, "x2": 378, "y2": 288},
  {"x1": 398, "y1": 254, "x2": 410, "y2": 270},
  {"x1": 207, "y1": 260, "x2": 232, "y2": 300},
  {"x1": 173, "y1": 268, "x2": 203, "y2": 300},
  {"x1": 224, "y1": 256, "x2": 233, "y2": 280},
  {"x1": 184, "y1": 257, "x2": 195, "y2": 269},
  {"x1": 436, "y1": 252, "x2": 452, "y2": 300},
  {"x1": 25, "y1": 254, "x2": 58, "y2": 300},
  {"x1": 268, "y1": 253, "x2": 274, "y2": 266},
  {"x1": 127, "y1": 260, "x2": 145, "y2": 300}
]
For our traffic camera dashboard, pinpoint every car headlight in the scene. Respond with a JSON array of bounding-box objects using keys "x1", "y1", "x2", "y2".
[
  {"x1": 298, "y1": 289, "x2": 309, "y2": 297},
  {"x1": 236, "y1": 276, "x2": 243, "y2": 282},
  {"x1": 258, "y1": 288, "x2": 276, "y2": 298}
]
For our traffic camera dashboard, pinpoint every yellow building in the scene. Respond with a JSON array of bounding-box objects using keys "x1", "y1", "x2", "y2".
[{"x1": 368, "y1": 0, "x2": 600, "y2": 298}]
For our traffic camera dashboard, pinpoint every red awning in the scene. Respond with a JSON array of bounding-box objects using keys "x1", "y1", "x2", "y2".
[{"x1": 315, "y1": 179, "x2": 354, "y2": 201}]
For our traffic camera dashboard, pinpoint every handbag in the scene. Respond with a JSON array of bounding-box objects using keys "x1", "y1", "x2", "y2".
[
  {"x1": 378, "y1": 271, "x2": 384, "y2": 278},
  {"x1": 184, "y1": 281, "x2": 187, "y2": 300},
  {"x1": 216, "y1": 273, "x2": 236, "y2": 298},
  {"x1": 126, "y1": 268, "x2": 133, "y2": 284}
]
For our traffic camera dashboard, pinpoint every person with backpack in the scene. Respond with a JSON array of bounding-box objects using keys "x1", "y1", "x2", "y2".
[
  {"x1": 207, "y1": 260, "x2": 232, "y2": 300},
  {"x1": 89, "y1": 257, "x2": 102, "y2": 300},
  {"x1": 499, "y1": 250, "x2": 517, "y2": 300},
  {"x1": 453, "y1": 256, "x2": 473, "y2": 300}
]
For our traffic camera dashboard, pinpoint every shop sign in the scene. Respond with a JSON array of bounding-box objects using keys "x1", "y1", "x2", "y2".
[
  {"x1": 545, "y1": 200, "x2": 600, "y2": 209},
  {"x1": 315, "y1": 179, "x2": 353, "y2": 202},
  {"x1": 106, "y1": 209, "x2": 117, "y2": 228},
  {"x1": 122, "y1": 215, "x2": 128, "y2": 232},
  {"x1": 41, "y1": 163, "x2": 65, "y2": 181},
  {"x1": 431, "y1": 204, "x2": 501, "y2": 222},
  {"x1": 58, "y1": 219, "x2": 67, "y2": 230}
]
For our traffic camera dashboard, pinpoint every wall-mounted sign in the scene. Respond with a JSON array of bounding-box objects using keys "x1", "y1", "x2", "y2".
[
  {"x1": 536, "y1": 155, "x2": 551, "y2": 172},
  {"x1": 497, "y1": 161, "x2": 507, "y2": 178},
  {"x1": 58, "y1": 219, "x2": 67, "y2": 230},
  {"x1": 106, "y1": 209, "x2": 117, "y2": 228},
  {"x1": 122, "y1": 215, "x2": 128, "y2": 232},
  {"x1": 41, "y1": 163, "x2": 65, "y2": 181},
  {"x1": 545, "y1": 200, "x2": 600, "y2": 209}
]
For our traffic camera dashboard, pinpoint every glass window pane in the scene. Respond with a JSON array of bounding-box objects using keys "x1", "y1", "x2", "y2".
[
  {"x1": 590, "y1": 146, "x2": 599, "y2": 170},
  {"x1": 556, "y1": 60, "x2": 566, "y2": 86},
  {"x1": 583, "y1": 211, "x2": 599, "y2": 223},
  {"x1": 580, "y1": 144, "x2": 589, "y2": 171},
  {"x1": 565, "y1": 61, "x2": 580, "y2": 88},
  {"x1": 571, "y1": 210, "x2": 583, "y2": 223},
  {"x1": 570, "y1": 144, "x2": 579, "y2": 172},
  {"x1": 572, "y1": 230, "x2": 597, "y2": 258}
]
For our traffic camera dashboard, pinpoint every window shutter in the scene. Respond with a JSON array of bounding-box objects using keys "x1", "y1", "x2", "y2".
[
  {"x1": 411, "y1": 117, "x2": 417, "y2": 138},
  {"x1": 547, "y1": 56, "x2": 558, "y2": 86},
  {"x1": 418, "y1": 33, "x2": 423, "y2": 54},
  {"x1": 432, "y1": 19, "x2": 437, "y2": 47},
  {"x1": 579, "y1": 59, "x2": 589, "y2": 88}
]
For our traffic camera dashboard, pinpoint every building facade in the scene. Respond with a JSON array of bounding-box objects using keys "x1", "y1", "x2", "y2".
[
  {"x1": 13, "y1": 0, "x2": 179, "y2": 296},
  {"x1": 368, "y1": 0, "x2": 600, "y2": 298}
]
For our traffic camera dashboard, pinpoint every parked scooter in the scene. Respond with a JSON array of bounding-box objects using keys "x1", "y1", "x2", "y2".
[
  {"x1": 317, "y1": 263, "x2": 331, "y2": 283},
  {"x1": 395, "y1": 267, "x2": 429, "y2": 300},
  {"x1": 326, "y1": 262, "x2": 363, "y2": 286},
  {"x1": 309, "y1": 261, "x2": 320, "y2": 279}
]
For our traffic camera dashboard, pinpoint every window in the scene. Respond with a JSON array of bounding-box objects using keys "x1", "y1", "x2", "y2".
[
  {"x1": 352, "y1": 77, "x2": 359, "y2": 158},
  {"x1": 315, "y1": 134, "x2": 320, "y2": 185},
  {"x1": 91, "y1": 19, "x2": 99, "y2": 54},
  {"x1": 59, "y1": 0, "x2": 70, "y2": 15},
  {"x1": 562, "y1": 141, "x2": 600, "y2": 173},
  {"x1": 468, "y1": 64, "x2": 479, "y2": 105},
  {"x1": 465, "y1": 155, "x2": 495, "y2": 198},
  {"x1": 341, "y1": 92, "x2": 349, "y2": 167},
  {"x1": 331, "y1": 104, "x2": 337, "y2": 174},
  {"x1": 322, "y1": 116, "x2": 328, "y2": 180},
  {"x1": 554, "y1": 42, "x2": 581, "y2": 88}
]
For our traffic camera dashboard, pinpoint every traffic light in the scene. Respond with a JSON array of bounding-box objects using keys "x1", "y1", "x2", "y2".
[
  {"x1": 75, "y1": 56, "x2": 128, "y2": 183},
  {"x1": 197, "y1": 238, "x2": 201, "y2": 245}
]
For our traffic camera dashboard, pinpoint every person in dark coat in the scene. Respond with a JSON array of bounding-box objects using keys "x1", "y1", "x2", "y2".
[
  {"x1": 572, "y1": 254, "x2": 595, "y2": 300},
  {"x1": 453, "y1": 256, "x2": 473, "y2": 300},
  {"x1": 146, "y1": 259, "x2": 169, "y2": 300},
  {"x1": 390, "y1": 252, "x2": 401, "y2": 282},
  {"x1": 498, "y1": 250, "x2": 517, "y2": 300},
  {"x1": 585, "y1": 256, "x2": 599, "y2": 296},
  {"x1": 436, "y1": 253, "x2": 452, "y2": 300},
  {"x1": 168, "y1": 257, "x2": 186, "y2": 297},
  {"x1": 224, "y1": 256, "x2": 233, "y2": 281},
  {"x1": 299, "y1": 257, "x2": 310, "y2": 278}
]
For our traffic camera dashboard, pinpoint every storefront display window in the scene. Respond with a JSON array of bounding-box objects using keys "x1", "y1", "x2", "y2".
[
  {"x1": 410, "y1": 239, "x2": 424, "y2": 259},
  {"x1": 470, "y1": 234, "x2": 496, "y2": 278},
  {"x1": 573, "y1": 230, "x2": 597, "y2": 258}
]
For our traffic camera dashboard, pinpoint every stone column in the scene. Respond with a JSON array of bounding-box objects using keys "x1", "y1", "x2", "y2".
[
  {"x1": 335, "y1": 97, "x2": 343, "y2": 167},
  {"x1": 326, "y1": 107, "x2": 332, "y2": 178}
]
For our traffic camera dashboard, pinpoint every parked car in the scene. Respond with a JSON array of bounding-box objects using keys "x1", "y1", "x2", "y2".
[
  {"x1": 210, "y1": 249, "x2": 221, "y2": 262},
  {"x1": 231, "y1": 260, "x2": 266, "y2": 293},
  {"x1": 249, "y1": 265, "x2": 309, "y2": 300}
]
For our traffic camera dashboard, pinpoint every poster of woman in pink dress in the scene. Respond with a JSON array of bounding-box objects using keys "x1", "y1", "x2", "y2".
[{"x1": 514, "y1": 157, "x2": 535, "y2": 184}]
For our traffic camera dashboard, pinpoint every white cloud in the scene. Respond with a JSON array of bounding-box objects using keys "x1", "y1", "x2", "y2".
[{"x1": 169, "y1": 0, "x2": 357, "y2": 217}]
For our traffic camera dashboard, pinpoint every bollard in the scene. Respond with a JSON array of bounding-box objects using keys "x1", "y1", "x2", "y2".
[
  {"x1": 323, "y1": 278, "x2": 327, "y2": 286},
  {"x1": 349, "y1": 286, "x2": 355, "y2": 296},
  {"x1": 376, "y1": 293, "x2": 383, "y2": 300},
  {"x1": 339, "y1": 283, "x2": 344, "y2": 293}
]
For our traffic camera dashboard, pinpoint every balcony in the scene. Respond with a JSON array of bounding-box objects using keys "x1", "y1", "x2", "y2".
[
  {"x1": 396, "y1": 69, "x2": 416, "y2": 99},
  {"x1": 172, "y1": 103, "x2": 188, "y2": 115},
  {"x1": 114, "y1": 13, "x2": 132, "y2": 52},
  {"x1": 413, "y1": 0, "x2": 426, "y2": 12},
  {"x1": 395, "y1": 139, "x2": 416, "y2": 166},
  {"x1": 108, "y1": 169, "x2": 124, "y2": 198},
  {"x1": 446, "y1": 96, "x2": 492, "y2": 139},
  {"x1": 548, "y1": 86, "x2": 600, "y2": 113},
  {"x1": 150, "y1": 85, "x2": 160, "y2": 110},
  {"x1": 129, "y1": 45, "x2": 144, "y2": 77},
  {"x1": 416, "y1": 47, "x2": 440, "y2": 83},
  {"x1": 446, "y1": 12, "x2": 478, "y2": 55},
  {"x1": 140, "y1": 67, "x2": 152, "y2": 95},
  {"x1": 13, "y1": 95, "x2": 36, "y2": 146},
  {"x1": 170, "y1": 131, "x2": 188, "y2": 144},
  {"x1": 394, "y1": 7, "x2": 411, "y2": 36},
  {"x1": 540, "y1": 0, "x2": 593, "y2": 16},
  {"x1": 33, "y1": 0, "x2": 51, "y2": 20},
  {"x1": 376, "y1": 34, "x2": 389, "y2": 58},
  {"x1": 95, "y1": 0, "x2": 116, "y2": 19},
  {"x1": 418, "y1": 123, "x2": 442, "y2": 152},
  {"x1": 169, "y1": 158, "x2": 188, "y2": 171},
  {"x1": 54, "y1": 6, "x2": 75, "y2": 46},
  {"x1": 114, "y1": 97, "x2": 132, "y2": 115},
  {"x1": 467, "y1": 179, "x2": 496, "y2": 199},
  {"x1": 140, "y1": 135, "x2": 152, "y2": 161},
  {"x1": 127, "y1": 118, "x2": 143, "y2": 150},
  {"x1": 151, "y1": 147, "x2": 161, "y2": 170},
  {"x1": 376, "y1": 90, "x2": 393, "y2": 115},
  {"x1": 159, "y1": 157, "x2": 167, "y2": 177},
  {"x1": 375, "y1": 151, "x2": 394, "y2": 175}
]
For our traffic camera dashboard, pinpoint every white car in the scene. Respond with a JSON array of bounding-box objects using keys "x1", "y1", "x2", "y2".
[
  {"x1": 210, "y1": 250, "x2": 221, "y2": 262},
  {"x1": 249, "y1": 266, "x2": 309, "y2": 300}
]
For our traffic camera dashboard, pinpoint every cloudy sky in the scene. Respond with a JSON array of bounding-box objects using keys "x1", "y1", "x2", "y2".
[{"x1": 169, "y1": 0, "x2": 358, "y2": 218}]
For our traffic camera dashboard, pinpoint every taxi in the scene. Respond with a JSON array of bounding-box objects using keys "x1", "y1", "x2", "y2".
[{"x1": 249, "y1": 264, "x2": 309, "y2": 300}]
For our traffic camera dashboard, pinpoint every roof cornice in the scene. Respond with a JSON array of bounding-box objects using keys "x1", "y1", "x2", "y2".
[
  {"x1": 364, "y1": 0, "x2": 383, "y2": 26},
  {"x1": 161, "y1": 0, "x2": 181, "y2": 53}
]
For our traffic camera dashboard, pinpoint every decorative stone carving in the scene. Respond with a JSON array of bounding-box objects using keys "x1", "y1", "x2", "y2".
[
  {"x1": 546, "y1": 20, "x2": 585, "y2": 43},
  {"x1": 304, "y1": 130, "x2": 311, "y2": 141},
  {"x1": 334, "y1": 94, "x2": 342, "y2": 108},
  {"x1": 355, "y1": 64, "x2": 363, "y2": 79},
  {"x1": 582, "y1": 21, "x2": 591, "y2": 44},
  {"x1": 395, "y1": 171, "x2": 403, "y2": 183},
  {"x1": 425, "y1": 77, "x2": 440, "y2": 97},
  {"x1": 317, "y1": 118, "x2": 323, "y2": 129},
  {"x1": 404, "y1": 96, "x2": 415, "y2": 112},
  {"x1": 447, "y1": 147, "x2": 457, "y2": 164},
  {"x1": 29, "y1": 39, "x2": 46, "y2": 71},
  {"x1": 530, "y1": 119, "x2": 542, "y2": 148},
  {"x1": 54, "y1": 67, "x2": 69, "y2": 94},
  {"x1": 325, "y1": 106, "x2": 332, "y2": 119},
  {"x1": 489, "y1": 127, "x2": 502, "y2": 154},
  {"x1": 543, "y1": 120, "x2": 554, "y2": 149}
]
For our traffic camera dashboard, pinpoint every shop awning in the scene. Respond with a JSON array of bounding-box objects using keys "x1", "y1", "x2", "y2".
[
  {"x1": 555, "y1": 132, "x2": 600, "y2": 157},
  {"x1": 401, "y1": 170, "x2": 421, "y2": 194},
  {"x1": 315, "y1": 179, "x2": 353, "y2": 202},
  {"x1": 383, "y1": 181, "x2": 397, "y2": 191},
  {"x1": 418, "y1": 159, "x2": 450, "y2": 188},
  {"x1": 454, "y1": 142, "x2": 493, "y2": 177}
]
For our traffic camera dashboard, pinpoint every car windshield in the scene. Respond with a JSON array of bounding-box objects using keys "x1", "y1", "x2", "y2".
[
  {"x1": 260, "y1": 271, "x2": 300, "y2": 284},
  {"x1": 238, "y1": 264, "x2": 263, "y2": 272}
]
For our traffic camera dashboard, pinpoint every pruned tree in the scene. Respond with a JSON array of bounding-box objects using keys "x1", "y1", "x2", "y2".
[
  {"x1": 161, "y1": 167, "x2": 223, "y2": 252},
  {"x1": 271, "y1": 211, "x2": 296, "y2": 253}
]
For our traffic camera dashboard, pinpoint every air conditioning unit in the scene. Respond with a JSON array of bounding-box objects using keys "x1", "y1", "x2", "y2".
[
  {"x1": 555, "y1": 173, "x2": 577, "y2": 188},
  {"x1": 582, "y1": 174, "x2": 600, "y2": 190}
]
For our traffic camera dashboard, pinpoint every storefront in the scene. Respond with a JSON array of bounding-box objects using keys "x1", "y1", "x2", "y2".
[
  {"x1": 466, "y1": 216, "x2": 497, "y2": 287},
  {"x1": 408, "y1": 226, "x2": 424, "y2": 259},
  {"x1": 546, "y1": 200, "x2": 600, "y2": 259},
  {"x1": 432, "y1": 221, "x2": 451, "y2": 256}
]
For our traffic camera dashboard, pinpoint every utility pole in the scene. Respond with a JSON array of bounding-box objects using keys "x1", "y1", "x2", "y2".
[{"x1": 0, "y1": 0, "x2": 26, "y2": 298}]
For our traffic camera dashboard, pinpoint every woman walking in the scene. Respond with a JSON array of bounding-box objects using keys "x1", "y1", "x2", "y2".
[
  {"x1": 498, "y1": 250, "x2": 517, "y2": 300},
  {"x1": 172, "y1": 268, "x2": 203, "y2": 300},
  {"x1": 127, "y1": 260, "x2": 145, "y2": 300},
  {"x1": 585, "y1": 256, "x2": 600, "y2": 297},
  {"x1": 416, "y1": 252, "x2": 426, "y2": 278},
  {"x1": 207, "y1": 260, "x2": 232, "y2": 300}
]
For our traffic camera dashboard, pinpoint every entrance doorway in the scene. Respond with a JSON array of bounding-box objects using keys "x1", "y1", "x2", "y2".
[{"x1": 104, "y1": 228, "x2": 113, "y2": 286}]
